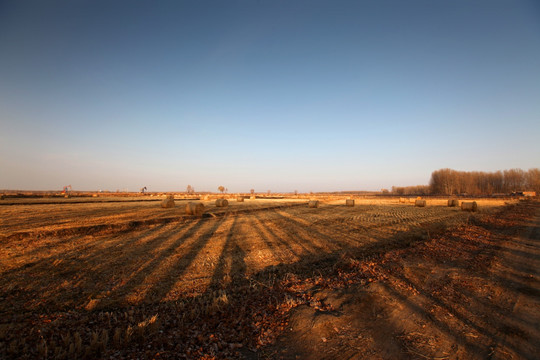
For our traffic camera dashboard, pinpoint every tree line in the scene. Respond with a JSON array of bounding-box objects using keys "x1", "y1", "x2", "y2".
[
  {"x1": 392, "y1": 168, "x2": 540, "y2": 196},
  {"x1": 429, "y1": 168, "x2": 540, "y2": 195}
]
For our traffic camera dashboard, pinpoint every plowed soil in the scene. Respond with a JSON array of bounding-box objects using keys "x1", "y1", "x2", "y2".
[{"x1": 1, "y1": 197, "x2": 538, "y2": 359}]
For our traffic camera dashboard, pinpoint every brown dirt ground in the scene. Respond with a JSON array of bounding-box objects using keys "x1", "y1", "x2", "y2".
[{"x1": 0, "y1": 197, "x2": 538, "y2": 359}]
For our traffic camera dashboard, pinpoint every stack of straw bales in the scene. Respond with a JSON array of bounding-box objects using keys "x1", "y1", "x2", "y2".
[
  {"x1": 346, "y1": 199, "x2": 355, "y2": 207},
  {"x1": 215, "y1": 199, "x2": 229, "y2": 207},
  {"x1": 185, "y1": 202, "x2": 205, "y2": 216},
  {"x1": 447, "y1": 199, "x2": 459, "y2": 207},
  {"x1": 399, "y1": 197, "x2": 407, "y2": 203},
  {"x1": 461, "y1": 201, "x2": 478, "y2": 212},
  {"x1": 161, "y1": 197, "x2": 175, "y2": 208},
  {"x1": 415, "y1": 199, "x2": 426, "y2": 207}
]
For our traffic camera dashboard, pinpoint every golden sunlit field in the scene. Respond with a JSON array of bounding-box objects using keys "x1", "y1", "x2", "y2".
[{"x1": 1, "y1": 195, "x2": 539, "y2": 359}]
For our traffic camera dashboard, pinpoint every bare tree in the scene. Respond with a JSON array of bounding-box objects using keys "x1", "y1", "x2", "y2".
[
  {"x1": 250, "y1": 189, "x2": 255, "y2": 195},
  {"x1": 430, "y1": 168, "x2": 532, "y2": 195},
  {"x1": 186, "y1": 185, "x2": 192, "y2": 194},
  {"x1": 504, "y1": 169, "x2": 526, "y2": 192},
  {"x1": 218, "y1": 186, "x2": 225, "y2": 194},
  {"x1": 527, "y1": 168, "x2": 540, "y2": 192}
]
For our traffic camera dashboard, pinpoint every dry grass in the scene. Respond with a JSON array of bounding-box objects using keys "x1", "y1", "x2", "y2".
[{"x1": 0, "y1": 196, "x2": 521, "y2": 358}]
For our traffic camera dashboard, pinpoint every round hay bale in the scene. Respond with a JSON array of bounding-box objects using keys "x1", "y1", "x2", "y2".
[
  {"x1": 399, "y1": 197, "x2": 407, "y2": 203},
  {"x1": 236, "y1": 196, "x2": 244, "y2": 202},
  {"x1": 161, "y1": 198, "x2": 175, "y2": 208},
  {"x1": 186, "y1": 202, "x2": 205, "y2": 216},
  {"x1": 215, "y1": 199, "x2": 229, "y2": 207},
  {"x1": 461, "y1": 201, "x2": 478, "y2": 212},
  {"x1": 345, "y1": 199, "x2": 355, "y2": 207},
  {"x1": 415, "y1": 199, "x2": 426, "y2": 207},
  {"x1": 447, "y1": 199, "x2": 459, "y2": 207},
  {"x1": 308, "y1": 200, "x2": 319, "y2": 208}
]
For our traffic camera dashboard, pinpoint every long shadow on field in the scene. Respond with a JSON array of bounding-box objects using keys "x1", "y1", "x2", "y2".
[
  {"x1": 269, "y1": 207, "x2": 417, "y2": 256},
  {"x1": 0, "y1": 223, "x2": 176, "y2": 312},
  {"x1": 248, "y1": 215, "x2": 303, "y2": 262},
  {"x1": 270, "y1": 209, "x2": 348, "y2": 251},
  {"x1": 206, "y1": 216, "x2": 247, "y2": 291},
  {"x1": 386, "y1": 269, "x2": 538, "y2": 359},
  {"x1": 377, "y1": 279, "x2": 490, "y2": 357},
  {"x1": 107, "y1": 218, "x2": 208, "y2": 304},
  {"x1": 377, "y1": 212, "x2": 540, "y2": 360},
  {"x1": 92, "y1": 220, "x2": 207, "y2": 306},
  {"x1": 140, "y1": 216, "x2": 228, "y2": 303},
  {"x1": 4, "y1": 223, "x2": 174, "y2": 276},
  {"x1": 256, "y1": 210, "x2": 323, "y2": 257}
]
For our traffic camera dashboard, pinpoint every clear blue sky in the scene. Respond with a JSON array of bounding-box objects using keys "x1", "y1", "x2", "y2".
[{"x1": 1, "y1": 0, "x2": 539, "y2": 192}]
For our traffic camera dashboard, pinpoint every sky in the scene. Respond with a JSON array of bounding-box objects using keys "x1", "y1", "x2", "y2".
[{"x1": 1, "y1": 0, "x2": 539, "y2": 193}]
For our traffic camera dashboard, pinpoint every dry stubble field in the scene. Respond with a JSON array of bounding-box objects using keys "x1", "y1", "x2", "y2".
[{"x1": 1, "y1": 196, "x2": 539, "y2": 359}]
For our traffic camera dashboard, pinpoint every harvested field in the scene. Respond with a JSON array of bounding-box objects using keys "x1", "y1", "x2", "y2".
[{"x1": 0, "y1": 197, "x2": 538, "y2": 359}]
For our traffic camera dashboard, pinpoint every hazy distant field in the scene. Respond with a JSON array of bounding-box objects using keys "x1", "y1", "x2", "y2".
[{"x1": 1, "y1": 195, "x2": 537, "y2": 359}]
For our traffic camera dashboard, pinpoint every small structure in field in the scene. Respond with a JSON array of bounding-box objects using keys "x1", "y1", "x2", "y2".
[
  {"x1": 236, "y1": 196, "x2": 244, "y2": 202},
  {"x1": 186, "y1": 202, "x2": 205, "y2": 216},
  {"x1": 308, "y1": 200, "x2": 319, "y2": 208},
  {"x1": 215, "y1": 199, "x2": 229, "y2": 207},
  {"x1": 461, "y1": 201, "x2": 478, "y2": 212},
  {"x1": 448, "y1": 199, "x2": 459, "y2": 207},
  {"x1": 346, "y1": 199, "x2": 355, "y2": 207},
  {"x1": 415, "y1": 199, "x2": 426, "y2": 207},
  {"x1": 161, "y1": 198, "x2": 175, "y2": 208}
]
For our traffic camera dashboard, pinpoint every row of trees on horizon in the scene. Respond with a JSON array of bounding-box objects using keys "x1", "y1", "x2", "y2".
[{"x1": 393, "y1": 168, "x2": 540, "y2": 196}]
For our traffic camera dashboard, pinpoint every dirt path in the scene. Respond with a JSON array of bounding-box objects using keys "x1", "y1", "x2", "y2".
[{"x1": 262, "y1": 202, "x2": 540, "y2": 360}]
